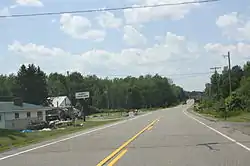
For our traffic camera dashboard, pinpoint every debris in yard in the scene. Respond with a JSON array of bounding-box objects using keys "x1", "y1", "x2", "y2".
[
  {"x1": 21, "y1": 129, "x2": 33, "y2": 133},
  {"x1": 40, "y1": 128, "x2": 52, "y2": 131}
]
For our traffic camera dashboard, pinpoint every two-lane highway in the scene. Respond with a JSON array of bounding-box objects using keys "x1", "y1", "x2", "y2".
[{"x1": 1, "y1": 103, "x2": 250, "y2": 166}]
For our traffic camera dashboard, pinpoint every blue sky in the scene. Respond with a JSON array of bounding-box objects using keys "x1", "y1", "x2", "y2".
[{"x1": 1, "y1": 0, "x2": 250, "y2": 91}]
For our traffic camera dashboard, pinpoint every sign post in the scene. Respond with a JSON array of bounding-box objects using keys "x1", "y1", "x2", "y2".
[{"x1": 75, "y1": 92, "x2": 90, "y2": 122}]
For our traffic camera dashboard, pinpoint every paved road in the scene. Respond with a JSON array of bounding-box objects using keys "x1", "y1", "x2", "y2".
[{"x1": 1, "y1": 102, "x2": 250, "y2": 166}]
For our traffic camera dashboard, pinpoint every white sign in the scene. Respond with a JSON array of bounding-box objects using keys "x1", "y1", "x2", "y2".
[{"x1": 75, "y1": 92, "x2": 89, "y2": 99}]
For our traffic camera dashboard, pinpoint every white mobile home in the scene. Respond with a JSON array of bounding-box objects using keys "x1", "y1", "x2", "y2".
[{"x1": 0, "y1": 100, "x2": 50, "y2": 130}]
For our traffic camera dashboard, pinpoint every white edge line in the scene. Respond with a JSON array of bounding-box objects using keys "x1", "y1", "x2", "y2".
[
  {"x1": 0, "y1": 112, "x2": 153, "y2": 161},
  {"x1": 183, "y1": 109, "x2": 250, "y2": 152}
]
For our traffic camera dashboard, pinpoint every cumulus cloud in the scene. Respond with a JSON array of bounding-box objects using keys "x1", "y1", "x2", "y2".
[
  {"x1": 96, "y1": 11, "x2": 123, "y2": 29},
  {"x1": 216, "y1": 12, "x2": 250, "y2": 41},
  {"x1": 8, "y1": 32, "x2": 250, "y2": 90},
  {"x1": 124, "y1": 0, "x2": 199, "y2": 24},
  {"x1": 205, "y1": 42, "x2": 250, "y2": 66},
  {"x1": 0, "y1": 7, "x2": 10, "y2": 16},
  {"x1": 60, "y1": 14, "x2": 91, "y2": 37},
  {"x1": 82, "y1": 30, "x2": 106, "y2": 42},
  {"x1": 123, "y1": 25, "x2": 147, "y2": 46},
  {"x1": 16, "y1": 0, "x2": 43, "y2": 7},
  {"x1": 7, "y1": 32, "x2": 197, "y2": 74},
  {"x1": 60, "y1": 14, "x2": 106, "y2": 41}
]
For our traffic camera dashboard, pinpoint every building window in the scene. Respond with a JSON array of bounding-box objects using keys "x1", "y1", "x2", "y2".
[
  {"x1": 27, "y1": 112, "x2": 31, "y2": 118},
  {"x1": 0, "y1": 114, "x2": 2, "y2": 121},
  {"x1": 37, "y1": 111, "x2": 43, "y2": 120},
  {"x1": 15, "y1": 113, "x2": 19, "y2": 119}
]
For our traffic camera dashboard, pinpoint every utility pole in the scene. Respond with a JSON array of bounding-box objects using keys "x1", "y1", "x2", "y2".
[
  {"x1": 210, "y1": 67, "x2": 221, "y2": 97},
  {"x1": 106, "y1": 90, "x2": 109, "y2": 109},
  {"x1": 223, "y1": 52, "x2": 232, "y2": 96},
  {"x1": 104, "y1": 88, "x2": 110, "y2": 116}
]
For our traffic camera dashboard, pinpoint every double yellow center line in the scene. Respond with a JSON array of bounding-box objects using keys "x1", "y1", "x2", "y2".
[{"x1": 97, "y1": 118, "x2": 159, "y2": 166}]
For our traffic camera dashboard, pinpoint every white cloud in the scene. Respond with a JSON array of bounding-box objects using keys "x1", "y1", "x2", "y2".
[
  {"x1": 60, "y1": 14, "x2": 106, "y2": 41},
  {"x1": 123, "y1": 25, "x2": 147, "y2": 46},
  {"x1": 60, "y1": 14, "x2": 91, "y2": 38},
  {"x1": 8, "y1": 32, "x2": 250, "y2": 91},
  {"x1": 205, "y1": 42, "x2": 250, "y2": 66},
  {"x1": 216, "y1": 12, "x2": 250, "y2": 41},
  {"x1": 124, "y1": 0, "x2": 199, "y2": 24},
  {"x1": 8, "y1": 41, "x2": 71, "y2": 58},
  {"x1": 96, "y1": 11, "x2": 123, "y2": 29},
  {"x1": 16, "y1": 0, "x2": 44, "y2": 7},
  {"x1": 7, "y1": 32, "x2": 205, "y2": 90},
  {"x1": 10, "y1": 5, "x2": 18, "y2": 9},
  {"x1": 82, "y1": 30, "x2": 106, "y2": 42},
  {"x1": 0, "y1": 7, "x2": 10, "y2": 16}
]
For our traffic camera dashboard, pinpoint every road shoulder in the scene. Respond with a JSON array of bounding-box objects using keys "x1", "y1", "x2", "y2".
[{"x1": 185, "y1": 106, "x2": 250, "y2": 152}]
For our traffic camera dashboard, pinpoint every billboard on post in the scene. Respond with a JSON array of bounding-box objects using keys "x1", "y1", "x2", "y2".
[{"x1": 75, "y1": 92, "x2": 90, "y2": 99}]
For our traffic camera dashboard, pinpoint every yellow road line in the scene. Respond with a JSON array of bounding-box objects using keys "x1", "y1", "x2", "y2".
[
  {"x1": 96, "y1": 119, "x2": 158, "y2": 166},
  {"x1": 107, "y1": 149, "x2": 128, "y2": 166},
  {"x1": 147, "y1": 126, "x2": 153, "y2": 131}
]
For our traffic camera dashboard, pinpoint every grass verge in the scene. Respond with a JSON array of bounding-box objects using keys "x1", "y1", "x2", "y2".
[
  {"x1": 0, "y1": 120, "x2": 118, "y2": 153},
  {"x1": 194, "y1": 106, "x2": 250, "y2": 122}
]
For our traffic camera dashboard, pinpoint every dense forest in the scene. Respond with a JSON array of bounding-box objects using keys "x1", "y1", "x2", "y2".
[
  {"x1": 0, "y1": 64, "x2": 188, "y2": 109},
  {"x1": 197, "y1": 61, "x2": 250, "y2": 118}
]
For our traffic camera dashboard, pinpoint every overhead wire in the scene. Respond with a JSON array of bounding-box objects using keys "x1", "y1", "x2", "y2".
[
  {"x1": 91, "y1": 72, "x2": 213, "y2": 78},
  {"x1": 0, "y1": 0, "x2": 220, "y2": 81},
  {"x1": 0, "y1": 0, "x2": 220, "y2": 18}
]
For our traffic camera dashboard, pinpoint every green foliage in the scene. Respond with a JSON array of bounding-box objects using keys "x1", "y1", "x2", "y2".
[
  {"x1": 0, "y1": 64, "x2": 187, "y2": 109},
  {"x1": 15, "y1": 64, "x2": 48, "y2": 105},
  {"x1": 225, "y1": 92, "x2": 243, "y2": 112},
  {"x1": 201, "y1": 61, "x2": 250, "y2": 119}
]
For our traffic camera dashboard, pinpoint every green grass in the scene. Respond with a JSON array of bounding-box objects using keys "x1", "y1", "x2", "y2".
[
  {"x1": 224, "y1": 112, "x2": 250, "y2": 122},
  {"x1": 87, "y1": 108, "x2": 158, "y2": 120},
  {"x1": 0, "y1": 120, "x2": 118, "y2": 153},
  {"x1": 87, "y1": 112, "x2": 128, "y2": 120},
  {"x1": 195, "y1": 108, "x2": 250, "y2": 122}
]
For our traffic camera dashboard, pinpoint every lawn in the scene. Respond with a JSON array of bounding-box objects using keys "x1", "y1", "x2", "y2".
[
  {"x1": 87, "y1": 108, "x2": 160, "y2": 120},
  {"x1": 195, "y1": 108, "x2": 250, "y2": 122},
  {"x1": 224, "y1": 112, "x2": 250, "y2": 122},
  {"x1": 87, "y1": 112, "x2": 128, "y2": 120},
  {"x1": 0, "y1": 120, "x2": 118, "y2": 153}
]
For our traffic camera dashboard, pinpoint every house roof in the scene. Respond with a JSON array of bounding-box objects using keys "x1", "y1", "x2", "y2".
[
  {"x1": 48, "y1": 96, "x2": 69, "y2": 107},
  {"x1": 48, "y1": 96, "x2": 70, "y2": 107},
  {"x1": 0, "y1": 102, "x2": 50, "y2": 112}
]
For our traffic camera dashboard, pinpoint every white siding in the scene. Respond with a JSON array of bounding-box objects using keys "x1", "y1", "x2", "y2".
[
  {"x1": 5, "y1": 112, "x2": 28, "y2": 120},
  {"x1": 51, "y1": 96, "x2": 71, "y2": 107},
  {"x1": 31, "y1": 111, "x2": 37, "y2": 118},
  {"x1": 5, "y1": 112, "x2": 14, "y2": 120},
  {"x1": 4, "y1": 110, "x2": 46, "y2": 121},
  {"x1": 60, "y1": 97, "x2": 71, "y2": 107},
  {"x1": 0, "y1": 113, "x2": 5, "y2": 129},
  {"x1": 42, "y1": 110, "x2": 46, "y2": 121},
  {"x1": 5, "y1": 111, "x2": 43, "y2": 120}
]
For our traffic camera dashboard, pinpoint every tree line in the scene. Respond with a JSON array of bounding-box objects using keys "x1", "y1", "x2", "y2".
[
  {"x1": 198, "y1": 61, "x2": 250, "y2": 117},
  {"x1": 0, "y1": 64, "x2": 188, "y2": 110}
]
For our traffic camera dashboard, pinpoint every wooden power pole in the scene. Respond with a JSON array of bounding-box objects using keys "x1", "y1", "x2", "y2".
[
  {"x1": 223, "y1": 51, "x2": 232, "y2": 96},
  {"x1": 210, "y1": 67, "x2": 221, "y2": 97}
]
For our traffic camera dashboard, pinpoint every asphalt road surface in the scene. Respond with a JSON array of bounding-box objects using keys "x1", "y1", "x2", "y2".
[{"x1": 1, "y1": 101, "x2": 250, "y2": 166}]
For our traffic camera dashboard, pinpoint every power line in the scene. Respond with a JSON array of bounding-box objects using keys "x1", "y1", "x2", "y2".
[
  {"x1": 0, "y1": 0, "x2": 220, "y2": 18},
  {"x1": 91, "y1": 72, "x2": 213, "y2": 78}
]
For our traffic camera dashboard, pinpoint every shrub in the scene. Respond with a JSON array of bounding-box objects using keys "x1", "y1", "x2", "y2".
[{"x1": 225, "y1": 92, "x2": 244, "y2": 112}]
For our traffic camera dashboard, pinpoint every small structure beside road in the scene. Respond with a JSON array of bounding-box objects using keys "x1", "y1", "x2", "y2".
[
  {"x1": 47, "y1": 96, "x2": 71, "y2": 108},
  {"x1": 0, "y1": 98, "x2": 51, "y2": 130}
]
